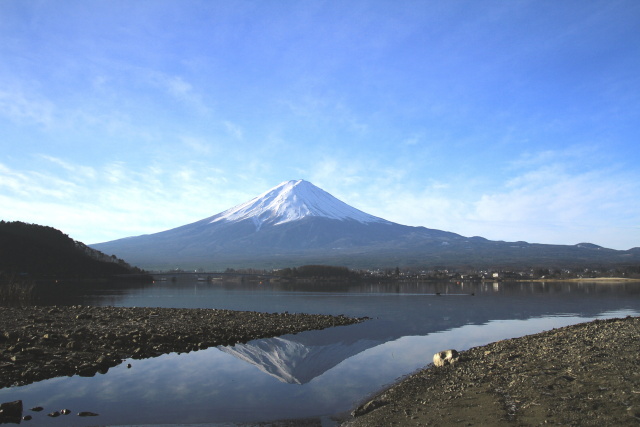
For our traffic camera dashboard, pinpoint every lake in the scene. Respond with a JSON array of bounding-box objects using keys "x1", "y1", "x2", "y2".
[{"x1": 1, "y1": 279, "x2": 639, "y2": 426}]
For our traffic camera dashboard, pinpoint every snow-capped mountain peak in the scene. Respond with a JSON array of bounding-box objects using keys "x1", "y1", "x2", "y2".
[{"x1": 210, "y1": 179, "x2": 388, "y2": 230}]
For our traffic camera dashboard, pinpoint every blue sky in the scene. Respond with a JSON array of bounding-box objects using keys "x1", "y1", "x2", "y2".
[{"x1": 1, "y1": 0, "x2": 639, "y2": 250}]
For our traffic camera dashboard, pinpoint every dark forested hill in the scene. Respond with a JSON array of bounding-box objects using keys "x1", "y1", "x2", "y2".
[{"x1": 0, "y1": 221, "x2": 145, "y2": 278}]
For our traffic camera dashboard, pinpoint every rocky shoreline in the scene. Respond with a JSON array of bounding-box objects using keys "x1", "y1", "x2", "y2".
[
  {"x1": 2, "y1": 307, "x2": 639, "y2": 426},
  {"x1": 0, "y1": 305, "x2": 365, "y2": 390},
  {"x1": 345, "y1": 316, "x2": 640, "y2": 426}
]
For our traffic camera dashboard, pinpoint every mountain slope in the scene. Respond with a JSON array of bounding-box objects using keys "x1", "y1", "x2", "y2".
[
  {"x1": 90, "y1": 180, "x2": 640, "y2": 270},
  {"x1": 0, "y1": 221, "x2": 145, "y2": 278},
  {"x1": 211, "y1": 179, "x2": 389, "y2": 229}
]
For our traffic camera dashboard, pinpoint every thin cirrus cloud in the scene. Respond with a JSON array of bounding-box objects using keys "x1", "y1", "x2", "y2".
[
  {"x1": 0, "y1": 148, "x2": 638, "y2": 250},
  {"x1": 0, "y1": 85, "x2": 55, "y2": 127},
  {"x1": 0, "y1": 158, "x2": 236, "y2": 244},
  {"x1": 0, "y1": 1, "x2": 638, "y2": 251},
  {"x1": 298, "y1": 147, "x2": 640, "y2": 249},
  {"x1": 151, "y1": 73, "x2": 210, "y2": 116},
  {"x1": 465, "y1": 162, "x2": 639, "y2": 246}
]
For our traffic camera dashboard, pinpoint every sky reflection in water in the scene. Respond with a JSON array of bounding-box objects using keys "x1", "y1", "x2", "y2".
[{"x1": 1, "y1": 281, "x2": 639, "y2": 425}]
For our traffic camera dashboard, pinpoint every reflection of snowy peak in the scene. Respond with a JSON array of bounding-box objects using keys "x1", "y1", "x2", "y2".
[
  {"x1": 210, "y1": 180, "x2": 388, "y2": 230},
  {"x1": 220, "y1": 337, "x2": 311, "y2": 384},
  {"x1": 219, "y1": 332, "x2": 381, "y2": 384}
]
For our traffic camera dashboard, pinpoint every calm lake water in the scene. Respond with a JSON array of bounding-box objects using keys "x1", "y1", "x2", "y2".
[{"x1": 2, "y1": 279, "x2": 639, "y2": 426}]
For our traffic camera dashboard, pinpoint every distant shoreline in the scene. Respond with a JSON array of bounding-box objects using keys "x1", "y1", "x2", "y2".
[
  {"x1": 564, "y1": 277, "x2": 640, "y2": 282},
  {"x1": 522, "y1": 277, "x2": 640, "y2": 283}
]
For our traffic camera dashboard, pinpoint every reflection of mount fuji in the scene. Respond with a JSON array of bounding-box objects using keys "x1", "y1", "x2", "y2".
[
  {"x1": 219, "y1": 326, "x2": 379, "y2": 384},
  {"x1": 218, "y1": 282, "x2": 640, "y2": 384}
]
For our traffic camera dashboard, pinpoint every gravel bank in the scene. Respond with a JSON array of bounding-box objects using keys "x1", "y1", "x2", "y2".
[
  {"x1": 0, "y1": 305, "x2": 365, "y2": 389},
  {"x1": 345, "y1": 316, "x2": 640, "y2": 426}
]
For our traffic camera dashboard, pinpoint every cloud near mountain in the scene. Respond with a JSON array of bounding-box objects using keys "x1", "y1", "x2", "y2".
[{"x1": 90, "y1": 180, "x2": 640, "y2": 270}]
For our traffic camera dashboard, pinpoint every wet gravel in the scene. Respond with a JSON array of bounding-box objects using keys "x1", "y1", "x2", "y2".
[
  {"x1": 345, "y1": 316, "x2": 640, "y2": 426},
  {"x1": 0, "y1": 305, "x2": 365, "y2": 390}
]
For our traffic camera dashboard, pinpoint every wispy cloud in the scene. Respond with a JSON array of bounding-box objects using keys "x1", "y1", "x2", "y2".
[
  {"x1": 39, "y1": 154, "x2": 97, "y2": 179},
  {"x1": 0, "y1": 77, "x2": 159, "y2": 145},
  {"x1": 0, "y1": 158, "x2": 244, "y2": 244},
  {"x1": 307, "y1": 157, "x2": 370, "y2": 193},
  {"x1": 1, "y1": 1, "x2": 637, "y2": 252},
  {"x1": 223, "y1": 121, "x2": 244, "y2": 140},
  {"x1": 301, "y1": 148, "x2": 640, "y2": 249},
  {"x1": 0, "y1": 85, "x2": 55, "y2": 127},
  {"x1": 152, "y1": 73, "x2": 210, "y2": 115},
  {"x1": 402, "y1": 132, "x2": 424, "y2": 146},
  {"x1": 281, "y1": 92, "x2": 369, "y2": 135},
  {"x1": 180, "y1": 135, "x2": 213, "y2": 155},
  {"x1": 463, "y1": 149, "x2": 640, "y2": 246},
  {"x1": 0, "y1": 162, "x2": 82, "y2": 200}
]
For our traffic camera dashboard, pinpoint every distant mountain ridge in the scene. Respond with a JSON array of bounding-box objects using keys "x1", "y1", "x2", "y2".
[{"x1": 90, "y1": 180, "x2": 640, "y2": 270}]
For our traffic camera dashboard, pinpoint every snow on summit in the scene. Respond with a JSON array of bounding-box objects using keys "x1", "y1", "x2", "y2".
[{"x1": 210, "y1": 180, "x2": 388, "y2": 230}]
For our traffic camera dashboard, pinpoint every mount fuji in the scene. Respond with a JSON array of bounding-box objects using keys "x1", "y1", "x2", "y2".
[
  {"x1": 90, "y1": 180, "x2": 639, "y2": 270},
  {"x1": 208, "y1": 179, "x2": 390, "y2": 230}
]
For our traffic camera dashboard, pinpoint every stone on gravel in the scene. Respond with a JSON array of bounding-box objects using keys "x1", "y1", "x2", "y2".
[{"x1": 433, "y1": 349, "x2": 459, "y2": 367}]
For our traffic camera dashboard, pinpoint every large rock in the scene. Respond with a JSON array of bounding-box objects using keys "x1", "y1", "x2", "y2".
[
  {"x1": 433, "y1": 349, "x2": 459, "y2": 367},
  {"x1": 0, "y1": 400, "x2": 23, "y2": 423}
]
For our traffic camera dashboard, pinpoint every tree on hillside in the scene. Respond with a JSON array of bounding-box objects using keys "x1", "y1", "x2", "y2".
[{"x1": 0, "y1": 221, "x2": 145, "y2": 278}]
